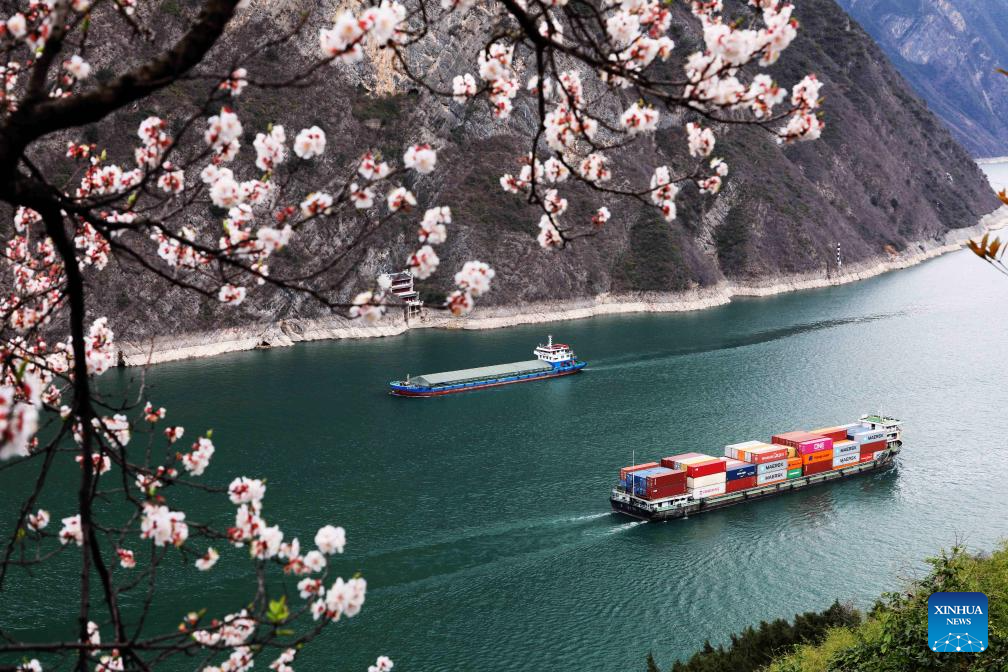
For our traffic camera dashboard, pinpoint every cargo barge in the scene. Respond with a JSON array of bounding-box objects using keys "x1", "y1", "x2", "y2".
[
  {"x1": 611, "y1": 415, "x2": 902, "y2": 521},
  {"x1": 389, "y1": 336, "x2": 586, "y2": 397}
]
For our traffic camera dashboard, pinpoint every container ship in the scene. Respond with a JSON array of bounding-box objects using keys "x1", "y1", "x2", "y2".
[
  {"x1": 610, "y1": 415, "x2": 902, "y2": 521},
  {"x1": 389, "y1": 336, "x2": 586, "y2": 397}
]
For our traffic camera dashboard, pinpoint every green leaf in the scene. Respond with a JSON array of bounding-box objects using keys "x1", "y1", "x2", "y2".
[{"x1": 267, "y1": 595, "x2": 289, "y2": 624}]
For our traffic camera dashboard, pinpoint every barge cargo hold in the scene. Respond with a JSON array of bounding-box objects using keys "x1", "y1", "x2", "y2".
[
  {"x1": 611, "y1": 415, "x2": 903, "y2": 522},
  {"x1": 389, "y1": 336, "x2": 586, "y2": 397}
]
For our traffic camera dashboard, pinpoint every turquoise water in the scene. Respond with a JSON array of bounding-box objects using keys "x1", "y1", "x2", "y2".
[{"x1": 3, "y1": 249, "x2": 1008, "y2": 671}]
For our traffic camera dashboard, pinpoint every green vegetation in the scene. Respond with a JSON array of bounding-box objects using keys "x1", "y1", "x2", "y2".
[
  {"x1": 612, "y1": 209, "x2": 689, "y2": 291},
  {"x1": 713, "y1": 208, "x2": 750, "y2": 275},
  {"x1": 648, "y1": 543, "x2": 1007, "y2": 672}
]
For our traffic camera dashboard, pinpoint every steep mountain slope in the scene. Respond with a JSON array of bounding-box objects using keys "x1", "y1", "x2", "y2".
[
  {"x1": 65, "y1": 0, "x2": 1000, "y2": 342},
  {"x1": 837, "y1": 0, "x2": 1008, "y2": 157}
]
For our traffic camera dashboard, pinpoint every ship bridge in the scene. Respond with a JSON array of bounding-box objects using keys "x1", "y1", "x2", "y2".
[{"x1": 534, "y1": 335, "x2": 574, "y2": 364}]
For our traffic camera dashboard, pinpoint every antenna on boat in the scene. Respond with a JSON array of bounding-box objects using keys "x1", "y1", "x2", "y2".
[{"x1": 548, "y1": 334, "x2": 553, "y2": 347}]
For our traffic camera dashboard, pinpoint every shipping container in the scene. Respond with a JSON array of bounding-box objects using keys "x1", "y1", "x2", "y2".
[
  {"x1": 859, "y1": 455, "x2": 874, "y2": 464},
  {"x1": 787, "y1": 457, "x2": 803, "y2": 471},
  {"x1": 848, "y1": 427, "x2": 885, "y2": 443},
  {"x1": 772, "y1": 431, "x2": 834, "y2": 455},
  {"x1": 644, "y1": 483, "x2": 687, "y2": 500},
  {"x1": 725, "y1": 460, "x2": 756, "y2": 480},
  {"x1": 620, "y1": 462, "x2": 658, "y2": 481},
  {"x1": 686, "y1": 459, "x2": 727, "y2": 478},
  {"x1": 802, "y1": 449, "x2": 834, "y2": 465},
  {"x1": 725, "y1": 476, "x2": 757, "y2": 493},
  {"x1": 756, "y1": 468, "x2": 787, "y2": 485},
  {"x1": 803, "y1": 460, "x2": 832, "y2": 476},
  {"x1": 631, "y1": 467, "x2": 668, "y2": 495},
  {"x1": 660, "y1": 453, "x2": 708, "y2": 470},
  {"x1": 858, "y1": 439, "x2": 887, "y2": 452},
  {"x1": 689, "y1": 482, "x2": 727, "y2": 498},
  {"x1": 832, "y1": 453, "x2": 859, "y2": 469},
  {"x1": 833, "y1": 440, "x2": 860, "y2": 457},
  {"x1": 787, "y1": 467, "x2": 803, "y2": 479},
  {"x1": 809, "y1": 426, "x2": 851, "y2": 442},
  {"x1": 687, "y1": 472, "x2": 727, "y2": 489},
  {"x1": 756, "y1": 459, "x2": 789, "y2": 474},
  {"x1": 743, "y1": 443, "x2": 789, "y2": 463},
  {"x1": 642, "y1": 470, "x2": 688, "y2": 499},
  {"x1": 724, "y1": 440, "x2": 762, "y2": 460}
]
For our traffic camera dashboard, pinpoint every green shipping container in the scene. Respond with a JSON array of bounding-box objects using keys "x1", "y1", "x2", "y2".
[{"x1": 787, "y1": 467, "x2": 803, "y2": 479}]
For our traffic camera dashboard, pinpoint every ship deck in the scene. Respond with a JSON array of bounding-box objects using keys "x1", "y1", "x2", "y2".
[{"x1": 408, "y1": 360, "x2": 552, "y2": 387}]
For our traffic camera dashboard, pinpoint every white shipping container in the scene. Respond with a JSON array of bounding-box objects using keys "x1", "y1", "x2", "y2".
[
  {"x1": 850, "y1": 429, "x2": 886, "y2": 443},
  {"x1": 687, "y1": 473, "x2": 727, "y2": 489},
  {"x1": 756, "y1": 469, "x2": 787, "y2": 485},
  {"x1": 724, "y1": 441, "x2": 761, "y2": 460},
  {"x1": 756, "y1": 459, "x2": 788, "y2": 474},
  {"x1": 832, "y1": 453, "x2": 859, "y2": 468},
  {"x1": 834, "y1": 441, "x2": 860, "y2": 456},
  {"x1": 690, "y1": 482, "x2": 727, "y2": 498}
]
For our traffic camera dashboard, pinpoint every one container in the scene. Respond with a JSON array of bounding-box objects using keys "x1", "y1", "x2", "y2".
[
  {"x1": 620, "y1": 462, "x2": 658, "y2": 481},
  {"x1": 787, "y1": 457, "x2": 803, "y2": 471},
  {"x1": 660, "y1": 452, "x2": 708, "y2": 470},
  {"x1": 832, "y1": 453, "x2": 859, "y2": 469},
  {"x1": 802, "y1": 449, "x2": 834, "y2": 465},
  {"x1": 787, "y1": 467, "x2": 803, "y2": 479},
  {"x1": 690, "y1": 482, "x2": 727, "y2": 498},
  {"x1": 686, "y1": 459, "x2": 727, "y2": 478},
  {"x1": 726, "y1": 476, "x2": 757, "y2": 493},
  {"x1": 687, "y1": 472, "x2": 727, "y2": 489},
  {"x1": 833, "y1": 440, "x2": 860, "y2": 457},
  {"x1": 772, "y1": 431, "x2": 834, "y2": 456},
  {"x1": 756, "y1": 459, "x2": 789, "y2": 474},
  {"x1": 756, "y1": 468, "x2": 787, "y2": 485},
  {"x1": 803, "y1": 460, "x2": 832, "y2": 476},
  {"x1": 721, "y1": 441, "x2": 758, "y2": 463},
  {"x1": 725, "y1": 459, "x2": 756, "y2": 481}
]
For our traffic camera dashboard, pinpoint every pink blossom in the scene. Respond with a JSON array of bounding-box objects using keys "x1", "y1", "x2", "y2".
[
  {"x1": 349, "y1": 291, "x2": 386, "y2": 324},
  {"x1": 407, "y1": 245, "x2": 439, "y2": 280},
  {"x1": 314, "y1": 524, "x2": 346, "y2": 555},
  {"x1": 27, "y1": 509, "x2": 49, "y2": 531},
  {"x1": 452, "y1": 73, "x2": 477, "y2": 102},
  {"x1": 403, "y1": 144, "x2": 437, "y2": 174},
  {"x1": 368, "y1": 656, "x2": 394, "y2": 672},
  {"x1": 293, "y1": 126, "x2": 326, "y2": 160},
  {"x1": 140, "y1": 503, "x2": 188, "y2": 547},
  {"x1": 228, "y1": 477, "x2": 266, "y2": 505},
  {"x1": 387, "y1": 186, "x2": 417, "y2": 212},
  {"x1": 181, "y1": 437, "x2": 215, "y2": 476},
  {"x1": 195, "y1": 547, "x2": 220, "y2": 571},
  {"x1": 419, "y1": 207, "x2": 450, "y2": 244},
  {"x1": 454, "y1": 260, "x2": 495, "y2": 297},
  {"x1": 537, "y1": 215, "x2": 563, "y2": 250},
  {"x1": 218, "y1": 284, "x2": 247, "y2": 306},
  {"x1": 59, "y1": 514, "x2": 83, "y2": 546},
  {"x1": 116, "y1": 548, "x2": 136, "y2": 569}
]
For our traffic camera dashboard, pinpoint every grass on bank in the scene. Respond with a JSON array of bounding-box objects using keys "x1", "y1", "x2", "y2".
[{"x1": 649, "y1": 542, "x2": 1007, "y2": 672}]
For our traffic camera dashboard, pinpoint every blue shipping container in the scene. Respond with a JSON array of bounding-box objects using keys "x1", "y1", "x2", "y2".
[{"x1": 725, "y1": 462, "x2": 757, "y2": 480}]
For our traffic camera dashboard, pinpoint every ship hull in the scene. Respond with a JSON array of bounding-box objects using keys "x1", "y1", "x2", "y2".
[
  {"x1": 611, "y1": 448, "x2": 899, "y2": 522},
  {"x1": 390, "y1": 362, "x2": 586, "y2": 397}
]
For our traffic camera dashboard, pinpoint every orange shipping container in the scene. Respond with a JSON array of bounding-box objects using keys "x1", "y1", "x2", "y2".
[
  {"x1": 803, "y1": 449, "x2": 834, "y2": 465},
  {"x1": 787, "y1": 457, "x2": 803, "y2": 470},
  {"x1": 620, "y1": 462, "x2": 658, "y2": 480}
]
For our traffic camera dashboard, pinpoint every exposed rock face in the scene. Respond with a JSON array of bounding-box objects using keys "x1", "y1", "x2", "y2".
[
  {"x1": 837, "y1": 0, "x2": 1008, "y2": 157},
  {"x1": 52, "y1": 0, "x2": 999, "y2": 343}
]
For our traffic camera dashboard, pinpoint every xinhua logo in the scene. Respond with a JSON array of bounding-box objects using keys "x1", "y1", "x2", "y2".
[{"x1": 928, "y1": 592, "x2": 988, "y2": 653}]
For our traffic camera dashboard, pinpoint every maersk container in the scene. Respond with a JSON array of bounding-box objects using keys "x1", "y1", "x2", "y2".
[
  {"x1": 756, "y1": 459, "x2": 788, "y2": 474},
  {"x1": 687, "y1": 472, "x2": 727, "y2": 489},
  {"x1": 848, "y1": 427, "x2": 885, "y2": 443},
  {"x1": 787, "y1": 467, "x2": 803, "y2": 479},
  {"x1": 620, "y1": 462, "x2": 659, "y2": 481},
  {"x1": 686, "y1": 459, "x2": 727, "y2": 478},
  {"x1": 726, "y1": 476, "x2": 757, "y2": 493},
  {"x1": 832, "y1": 453, "x2": 859, "y2": 469},
  {"x1": 690, "y1": 482, "x2": 726, "y2": 499},
  {"x1": 756, "y1": 468, "x2": 787, "y2": 485},
  {"x1": 725, "y1": 460, "x2": 756, "y2": 480},
  {"x1": 833, "y1": 440, "x2": 859, "y2": 457}
]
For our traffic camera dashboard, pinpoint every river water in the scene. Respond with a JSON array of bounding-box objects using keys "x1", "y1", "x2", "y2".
[{"x1": 4, "y1": 240, "x2": 1008, "y2": 671}]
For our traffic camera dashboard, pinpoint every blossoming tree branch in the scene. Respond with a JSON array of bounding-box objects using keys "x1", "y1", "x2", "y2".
[{"x1": 0, "y1": 0, "x2": 820, "y2": 669}]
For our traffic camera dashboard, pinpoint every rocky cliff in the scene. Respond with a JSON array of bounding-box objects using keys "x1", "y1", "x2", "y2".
[
  {"x1": 837, "y1": 0, "x2": 1008, "y2": 158},
  {"x1": 56, "y1": 0, "x2": 1001, "y2": 344}
]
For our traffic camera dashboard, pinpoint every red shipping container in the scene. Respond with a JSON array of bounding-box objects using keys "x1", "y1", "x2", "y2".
[
  {"x1": 644, "y1": 481, "x2": 688, "y2": 500},
  {"x1": 659, "y1": 452, "x2": 707, "y2": 469},
  {"x1": 859, "y1": 440, "x2": 887, "y2": 452},
  {"x1": 726, "y1": 476, "x2": 757, "y2": 493},
  {"x1": 810, "y1": 426, "x2": 850, "y2": 442},
  {"x1": 686, "y1": 459, "x2": 727, "y2": 477},
  {"x1": 803, "y1": 460, "x2": 832, "y2": 476},
  {"x1": 859, "y1": 455, "x2": 874, "y2": 463},
  {"x1": 772, "y1": 431, "x2": 833, "y2": 455},
  {"x1": 620, "y1": 462, "x2": 658, "y2": 480},
  {"x1": 748, "y1": 448, "x2": 788, "y2": 463}
]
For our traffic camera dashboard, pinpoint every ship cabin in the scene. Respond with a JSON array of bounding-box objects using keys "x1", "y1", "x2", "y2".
[
  {"x1": 534, "y1": 335, "x2": 574, "y2": 364},
  {"x1": 859, "y1": 413, "x2": 902, "y2": 443}
]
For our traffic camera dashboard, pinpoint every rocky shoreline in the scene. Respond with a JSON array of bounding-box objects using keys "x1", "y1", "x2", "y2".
[{"x1": 116, "y1": 208, "x2": 1008, "y2": 366}]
